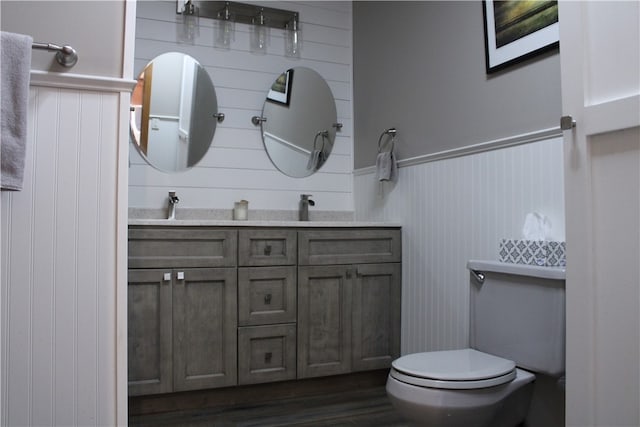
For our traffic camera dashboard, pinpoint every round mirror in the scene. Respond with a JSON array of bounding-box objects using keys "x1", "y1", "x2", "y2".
[
  {"x1": 258, "y1": 67, "x2": 339, "y2": 178},
  {"x1": 130, "y1": 52, "x2": 221, "y2": 172}
]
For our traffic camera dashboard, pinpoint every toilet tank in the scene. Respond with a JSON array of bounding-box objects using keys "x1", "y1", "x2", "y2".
[{"x1": 467, "y1": 260, "x2": 565, "y2": 376}]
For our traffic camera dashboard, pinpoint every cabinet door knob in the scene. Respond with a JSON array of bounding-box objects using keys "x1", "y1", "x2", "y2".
[
  {"x1": 176, "y1": 271, "x2": 185, "y2": 280},
  {"x1": 264, "y1": 352, "x2": 272, "y2": 363},
  {"x1": 264, "y1": 293, "x2": 272, "y2": 304},
  {"x1": 163, "y1": 272, "x2": 171, "y2": 282},
  {"x1": 346, "y1": 269, "x2": 352, "y2": 279},
  {"x1": 264, "y1": 245, "x2": 272, "y2": 256}
]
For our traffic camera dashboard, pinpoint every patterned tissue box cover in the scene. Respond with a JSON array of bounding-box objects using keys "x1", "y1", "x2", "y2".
[{"x1": 499, "y1": 239, "x2": 566, "y2": 267}]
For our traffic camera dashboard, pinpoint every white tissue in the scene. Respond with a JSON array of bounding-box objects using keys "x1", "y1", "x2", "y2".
[{"x1": 522, "y1": 212, "x2": 551, "y2": 241}]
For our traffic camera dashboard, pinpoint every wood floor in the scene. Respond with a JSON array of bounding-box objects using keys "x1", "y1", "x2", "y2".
[{"x1": 129, "y1": 385, "x2": 408, "y2": 427}]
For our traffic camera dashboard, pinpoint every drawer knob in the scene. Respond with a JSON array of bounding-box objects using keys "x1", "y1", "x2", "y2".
[
  {"x1": 264, "y1": 245, "x2": 272, "y2": 256},
  {"x1": 264, "y1": 293, "x2": 272, "y2": 304},
  {"x1": 264, "y1": 352, "x2": 272, "y2": 363}
]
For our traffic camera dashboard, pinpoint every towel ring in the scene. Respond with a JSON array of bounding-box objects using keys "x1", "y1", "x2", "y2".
[{"x1": 378, "y1": 127, "x2": 397, "y2": 153}]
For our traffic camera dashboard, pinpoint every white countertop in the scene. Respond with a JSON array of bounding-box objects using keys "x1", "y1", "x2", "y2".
[{"x1": 128, "y1": 219, "x2": 401, "y2": 228}]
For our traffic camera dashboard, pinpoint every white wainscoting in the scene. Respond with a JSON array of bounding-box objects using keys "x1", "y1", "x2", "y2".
[
  {"x1": 354, "y1": 137, "x2": 565, "y2": 354},
  {"x1": 1, "y1": 85, "x2": 124, "y2": 426},
  {"x1": 130, "y1": 1, "x2": 354, "y2": 212}
]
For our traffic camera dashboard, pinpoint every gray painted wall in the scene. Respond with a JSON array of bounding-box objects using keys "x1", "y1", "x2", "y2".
[
  {"x1": 353, "y1": 1, "x2": 562, "y2": 169},
  {"x1": 1, "y1": 0, "x2": 125, "y2": 77}
]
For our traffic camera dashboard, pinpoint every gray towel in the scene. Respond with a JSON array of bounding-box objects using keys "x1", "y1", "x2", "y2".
[
  {"x1": 1, "y1": 31, "x2": 32, "y2": 191},
  {"x1": 376, "y1": 150, "x2": 397, "y2": 181},
  {"x1": 307, "y1": 149, "x2": 324, "y2": 171}
]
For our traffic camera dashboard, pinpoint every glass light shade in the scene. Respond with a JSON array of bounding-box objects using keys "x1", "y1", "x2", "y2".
[
  {"x1": 251, "y1": 11, "x2": 268, "y2": 54},
  {"x1": 285, "y1": 26, "x2": 301, "y2": 58},
  {"x1": 179, "y1": 10, "x2": 199, "y2": 44},
  {"x1": 215, "y1": 20, "x2": 234, "y2": 49}
]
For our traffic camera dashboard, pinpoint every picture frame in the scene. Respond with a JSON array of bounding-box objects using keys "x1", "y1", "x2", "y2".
[
  {"x1": 483, "y1": 0, "x2": 559, "y2": 74},
  {"x1": 267, "y1": 69, "x2": 294, "y2": 105}
]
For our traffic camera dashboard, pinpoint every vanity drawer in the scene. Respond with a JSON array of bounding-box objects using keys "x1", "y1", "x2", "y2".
[
  {"x1": 238, "y1": 229, "x2": 297, "y2": 266},
  {"x1": 298, "y1": 229, "x2": 401, "y2": 265},
  {"x1": 238, "y1": 324, "x2": 297, "y2": 385},
  {"x1": 128, "y1": 227, "x2": 237, "y2": 268},
  {"x1": 238, "y1": 266, "x2": 297, "y2": 326}
]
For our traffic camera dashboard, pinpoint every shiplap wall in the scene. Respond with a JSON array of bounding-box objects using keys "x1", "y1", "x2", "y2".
[
  {"x1": 1, "y1": 86, "x2": 123, "y2": 426},
  {"x1": 354, "y1": 137, "x2": 565, "y2": 354},
  {"x1": 130, "y1": 1, "x2": 353, "y2": 212}
]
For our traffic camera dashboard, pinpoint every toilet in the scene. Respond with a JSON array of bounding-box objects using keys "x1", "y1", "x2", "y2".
[{"x1": 386, "y1": 260, "x2": 565, "y2": 427}]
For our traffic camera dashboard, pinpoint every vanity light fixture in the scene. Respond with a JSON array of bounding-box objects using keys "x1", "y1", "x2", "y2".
[{"x1": 177, "y1": 1, "x2": 301, "y2": 56}]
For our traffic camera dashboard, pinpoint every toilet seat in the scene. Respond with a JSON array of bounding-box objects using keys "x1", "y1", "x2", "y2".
[{"x1": 390, "y1": 349, "x2": 517, "y2": 390}]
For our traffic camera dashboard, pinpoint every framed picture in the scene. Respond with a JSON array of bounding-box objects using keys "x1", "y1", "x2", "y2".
[
  {"x1": 483, "y1": 0, "x2": 559, "y2": 74},
  {"x1": 267, "y1": 69, "x2": 294, "y2": 105}
]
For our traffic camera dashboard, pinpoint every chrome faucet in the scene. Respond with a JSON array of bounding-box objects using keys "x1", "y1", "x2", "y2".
[
  {"x1": 167, "y1": 191, "x2": 179, "y2": 220},
  {"x1": 299, "y1": 194, "x2": 315, "y2": 221}
]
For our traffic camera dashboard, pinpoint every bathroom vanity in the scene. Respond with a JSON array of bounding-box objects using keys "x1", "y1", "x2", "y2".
[{"x1": 127, "y1": 222, "x2": 401, "y2": 396}]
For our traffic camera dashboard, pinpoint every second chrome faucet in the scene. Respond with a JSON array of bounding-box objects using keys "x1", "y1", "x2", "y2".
[
  {"x1": 167, "y1": 191, "x2": 179, "y2": 220},
  {"x1": 299, "y1": 194, "x2": 315, "y2": 221}
]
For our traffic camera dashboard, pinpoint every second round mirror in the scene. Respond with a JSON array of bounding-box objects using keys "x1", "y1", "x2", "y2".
[{"x1": 258, "y1": 67, "x2": 339, "y2": 178}]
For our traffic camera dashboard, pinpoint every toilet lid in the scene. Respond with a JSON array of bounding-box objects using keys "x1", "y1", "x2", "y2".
[{"x1": 390, "y1": 349, "x2": 517, "y2": 390}]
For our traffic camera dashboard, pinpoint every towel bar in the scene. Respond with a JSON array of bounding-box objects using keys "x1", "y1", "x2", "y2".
[{"x1": 32, "y1": 42, "x2": 78, "y2": 68}]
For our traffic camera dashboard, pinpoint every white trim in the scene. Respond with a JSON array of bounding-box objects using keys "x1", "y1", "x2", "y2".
[
  {"x1": 353, "y1": 126, "x2": 563, "y2": 175},
  {"x1": 584, "y1": 94, "x2": 640, "y2": 136},
  {"x1": 122, "y1": 0, "x2": 137, "y2": 81},
  {"x1": 30, "y1": 70, "x2": 137, "y2": 93},
  {"x1": 115, "y1": 92, "x2": 130, "y2": 427},
  {"x1": 117, "y1": 3, "x2": 137, "y2": 425}
]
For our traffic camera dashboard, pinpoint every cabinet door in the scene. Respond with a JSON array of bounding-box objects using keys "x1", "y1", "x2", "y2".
[
  {"x1": 173, "y1": 268, "x2": 237, "y2": 391},
  {"x1": 352, "y1": 263, "x2": 401, "y2": 371},
  {"x1": 297, "y1": 265, "x2": 352, "y2": 378},
  {"x1": 128, "y1": 269, "x2": 172, "y2": 396}
]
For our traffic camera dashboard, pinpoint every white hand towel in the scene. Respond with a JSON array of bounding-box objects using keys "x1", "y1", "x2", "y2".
[
  {"x1": 1, "y1": 31, "x2": 33, "y2": 191},
  {"x1": 376, "y1": 151, "x2": 397, "y2": 181}
]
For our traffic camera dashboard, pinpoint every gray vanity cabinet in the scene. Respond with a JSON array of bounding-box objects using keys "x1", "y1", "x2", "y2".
[
  {"x1": 128, "y1": 225, "x2": 401, "y2": 395},
  {"x1": 128, "y1": 227, "x2": 238, "y2": 396},
  {"x1": 297, "y1": 229, "x2": 402, "y2": 379}
]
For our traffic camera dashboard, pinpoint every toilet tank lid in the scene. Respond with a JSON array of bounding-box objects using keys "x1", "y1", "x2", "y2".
[{"x1": 467, "y1": 260, "x2": 565, "y2": 280}]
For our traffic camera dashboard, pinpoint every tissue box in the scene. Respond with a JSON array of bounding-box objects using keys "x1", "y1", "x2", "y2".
[{"x1": 499, "y1": 239, "x2": 566, "y2": 267}]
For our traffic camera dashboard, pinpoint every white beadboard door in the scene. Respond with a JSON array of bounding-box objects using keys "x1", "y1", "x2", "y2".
[
  {"x1": 559, "y1": 2, "x2": 640, "y2": 426},
  {"x1": 1, "y1": 86, "x2": 121, "y2": 426}
]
